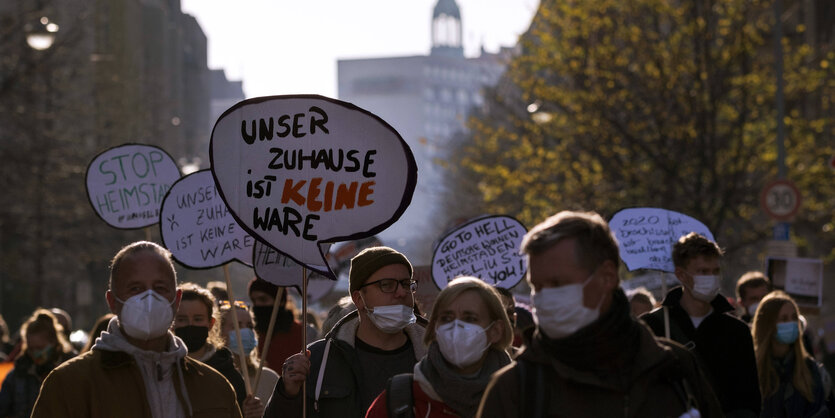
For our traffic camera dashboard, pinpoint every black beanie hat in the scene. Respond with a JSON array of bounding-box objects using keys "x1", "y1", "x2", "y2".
[
  {"x1": 349, "y1": 246, "x2": 412, "y2": 293},
  {"x1": 248, "y1": 277, "x2": 279, "y2": 299}
]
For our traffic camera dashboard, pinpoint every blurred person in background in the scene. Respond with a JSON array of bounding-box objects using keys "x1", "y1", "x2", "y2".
[
  {"x1": 735, "y1": 271, "x2": 772, "y2": 324},
  {"x1": 752, "y1": 291, "x2": 829, "y2": 417},
  {"x1": 366, "y1": 277, "x2": 513, "y2": 418},
  {"x1": 0, "y1": 315, "x2": 12, "y2": 359},
  {"x1": 208, "y1": 281, "x2": 229, "y2": 304},
  {"x1": 0, "y1": 309, "x2": 74, "y2": 417},
  {"x1": 219, "y1": 299, "x2": 279, "y2": 416},
  {"x1": 80, "y1": 313, "x2": 115, "y2": 353},
  {"x1": 248, "y1": 278, "x2": 304, "y2": 371},
  {"x1": 627, "y1": 287, "x2": 657, "y2": 318}
]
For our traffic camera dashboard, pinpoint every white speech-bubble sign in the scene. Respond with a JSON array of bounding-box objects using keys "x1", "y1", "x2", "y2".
[
  {"x1": 159, "y1": 170, "x2": 255, "y2": 268},
  {"x1": 289, "y1": 272, "x2": 339, "y2": 304},
  {"x1": 211, "y1": 95, "x2": 417, "y2": 277},
  {"x1": 252, "y1": 240, "x2": 332, "y2": 287},
  {"x1": 431, "y1": 215, "x2": 528, "y2": 290},
  {"x1": 609, "y1": 208, "x2": 715, "y2": 272},
  {"x1": 86, "y1": 143, "x2": 181, "y2": 229}
]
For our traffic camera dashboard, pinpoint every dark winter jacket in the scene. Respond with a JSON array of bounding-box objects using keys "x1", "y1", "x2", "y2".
[
  {"x1": 478, "y1": 289, "x2": 723, "y2": 418},
  {"x1": 761, "y1": 351, "x2": 829, "y2": 418},
  {"x1": 203, "y1": 346, "x2": 247, "y2": 409},
  {"x1": 641, "y1": 286, "x2": 761, "y2": 417},
  {"x1": 264, "y1": 310, "x2": 427, "y2": 418},
  {"x1": 0, "y1": 351, "x2": 71, "y2": 418}
]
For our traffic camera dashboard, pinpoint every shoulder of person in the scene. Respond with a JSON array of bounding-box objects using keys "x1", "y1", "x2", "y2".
[{"x1": 182, "y1": 356, "x2": 233, "y2": 385}]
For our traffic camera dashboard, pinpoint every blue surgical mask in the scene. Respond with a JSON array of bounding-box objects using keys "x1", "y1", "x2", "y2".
[
  {"x1": 228, "y1": 328, "x2": 258, "y2": 355},
  {"x1": 776, "y1": 321, "x2": 799, "y2": 344}
]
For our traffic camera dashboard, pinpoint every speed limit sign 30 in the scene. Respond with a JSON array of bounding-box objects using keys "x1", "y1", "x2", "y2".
[{"x1": 761, "y1": 179, "x2": 801, "y2": 220}]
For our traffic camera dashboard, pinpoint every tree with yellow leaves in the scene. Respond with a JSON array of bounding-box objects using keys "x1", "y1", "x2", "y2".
[{"x1": 447, "y1": 0, "x2": 835, "y2": 262}]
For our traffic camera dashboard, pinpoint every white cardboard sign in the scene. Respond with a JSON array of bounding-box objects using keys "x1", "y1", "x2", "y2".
[
  {"x1": 431, "y1": 215, "x2": 527, "y2": 289},
  {"x1": 159, "y1": 170, "x2": 254, "y2": 268},
  {"x1": 86, "y1": 143, "x2": 181, "y2": 229},
  {"x1": 609, "y1": 208, "x2": 714, "y2": 272},
  {"x1": 766, "y1": 257, "x2": 823, "y2": 307},
  {"x1": 253, "y1": 240, "x2": 335, "y2": 301},
  {"x1": 210, "y1": 95, "x2": 417, "y2": 277}
]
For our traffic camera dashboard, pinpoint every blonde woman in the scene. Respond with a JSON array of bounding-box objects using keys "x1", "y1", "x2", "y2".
[
  {"x1": 366, "y1": 277, "x2": 513, "y2": 418},
  {"x1": 752, "y1": 291, "x2": 829, "y2": 417}
]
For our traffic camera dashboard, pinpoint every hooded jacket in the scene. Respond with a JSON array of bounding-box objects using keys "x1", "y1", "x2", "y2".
[
  {"x1": 31, "y1": 317, "x2": 242, "y2": 418},
  {"x1": 641, "y1": 286, "x2": 761, "y2": 417},
  {"x1": 478, "y1": 289, "x2": 723, "y2": 418},
  {"x1": 0, "y1": 348, "x2": 72, "y2": 418},
  {"x1": 264, "y1": 310, "x2": 427, "y2": 418}
]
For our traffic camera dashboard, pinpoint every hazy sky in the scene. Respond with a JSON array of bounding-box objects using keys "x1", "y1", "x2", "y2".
[{"x1": 180, "y1": 0, "x2": 539, "y2": 99}]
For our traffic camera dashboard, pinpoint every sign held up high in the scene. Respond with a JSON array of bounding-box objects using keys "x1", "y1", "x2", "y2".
[{"x1": 210, "y1": 95, "x2": 417, "y2": 277}]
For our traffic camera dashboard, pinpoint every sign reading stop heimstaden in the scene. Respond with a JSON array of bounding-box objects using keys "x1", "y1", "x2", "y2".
[{"x1": 761, "y1": 179, "x2": 801, "y2": 221}]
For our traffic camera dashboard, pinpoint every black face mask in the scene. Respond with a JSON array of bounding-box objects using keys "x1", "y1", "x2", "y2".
[
  {"x1": 175, "y1": 325, "x2": 209, "y2": 353},
  {"x1": 252, "y1": 305, "x2": 293, "y2": 334}
]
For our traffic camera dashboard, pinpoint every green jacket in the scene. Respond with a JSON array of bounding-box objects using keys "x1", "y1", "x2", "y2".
[{"x1": 31, "y1": 349, "x2": 242, "y2": 418}]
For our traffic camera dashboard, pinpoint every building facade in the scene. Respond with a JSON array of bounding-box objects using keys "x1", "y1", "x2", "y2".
[{"x1": 337, "y1": 0, "x2": 513, "y2": 263}]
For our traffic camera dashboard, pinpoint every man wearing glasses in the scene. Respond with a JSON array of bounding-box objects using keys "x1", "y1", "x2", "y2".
[{"x1": 265, "y1": 246, "x2": 427, "y2": 418}]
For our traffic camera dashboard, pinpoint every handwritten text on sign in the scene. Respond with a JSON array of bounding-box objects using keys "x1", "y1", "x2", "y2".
[
  {"x1": 159, "y1": 170, "x2": 254, "y2": 268},
  {"x1": 253, "y1": 240, "x2": 333, "y2": 290},
  {"x1": 211, "y1": 95, "x2": 416, "y2": 275},
  {"x1": 431, "y1": 216, "x2": 527, "y2": 290},
  {"x1": 609, "y1": 208, "x2": 714, "y2": 272},
  {"x1": 85, "y1": 144, "x2": 181, "y2": 229}
]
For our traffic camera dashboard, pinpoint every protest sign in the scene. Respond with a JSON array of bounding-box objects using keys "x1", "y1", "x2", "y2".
[
  {"x1": 253, "y1": 240, "x2": 334, "y2": 299},
  {"x1": 609, "y1": 208, "x2": 714, "y2": 272},
  {"x1": 431, "y1": 215, "x2": 527, "y2": 289},
  {"x1": 210, "y1": 95, "x2": 417, "y2": 277},
  {"x1": 288, "y1": 272, "x2": 338, "y2": 304},
  {"x1": 159, "y1": 170, "x2": 254, "y2": 268},
  {"x1": 766, "y1": 257, "x2": 823, "y2": 307},
  {"x1": 86, "y1": 143, "x2": 181, "y2": 229}
]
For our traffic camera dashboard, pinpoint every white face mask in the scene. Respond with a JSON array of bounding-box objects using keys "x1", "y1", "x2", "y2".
[
  {"x1": 115, "y1": 289, "x2": 175, "y2": 340},
  {"x1": 532, "y1": 273, "x2": 602, "y2": 339},
  {"x1": 435, "y1": 320, "x2": 494, "y2": 369},
  {"x1": 746, "y1": 301, "x2": 760, "y2": 316},
  {"x1": 690, "y1": 275, "x2": 720, "y2": 302},
  {"x1": 361, "y1": 295, "x2": 416, "y2": 333}
]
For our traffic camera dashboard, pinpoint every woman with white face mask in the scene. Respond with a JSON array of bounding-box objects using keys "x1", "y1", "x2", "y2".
[
  {"x1": 366, "y1": 277, "x2": 513, "y2": 418},
  {"x1": 219, "y1": 300, "x2": 280, "y2": 414},
  {"x1": 752, "y1": 291, "x2": 829, "y2": 417}
]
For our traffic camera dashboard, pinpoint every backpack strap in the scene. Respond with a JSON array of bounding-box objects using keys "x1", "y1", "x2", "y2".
[
  {"x1": 386, "y1": 373, "x2": 414, "y2": 418},
  {"x1": 658, "y1": 340, "x2": 700, "y2": 413}
]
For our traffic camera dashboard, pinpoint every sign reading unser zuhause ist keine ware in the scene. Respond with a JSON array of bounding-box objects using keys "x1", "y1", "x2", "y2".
[
  {"x1": 609, "y1": 207, "x2": 715, "y2": 273},
  {"x1": 86, "y1": 143, "x2": 181, "y2": 229},
  {"x1": 431, "y1": 215, "x2": 528, "y2": 290},
  {"x1": 159, "y1": 170, "x2": 255, "y2": 269},
  {"x1": 210, "y1": 95, "x2": 417, "y2": 278},
  {"x1": 253, "y1": 240, "x2": 336, "y2": 303}
]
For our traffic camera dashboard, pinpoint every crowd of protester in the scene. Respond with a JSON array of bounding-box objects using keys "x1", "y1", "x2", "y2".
[{"x1": 0, "y1": 210, "x2": 833, "y2": 417}]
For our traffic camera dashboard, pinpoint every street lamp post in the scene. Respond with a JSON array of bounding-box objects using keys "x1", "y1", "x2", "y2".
[{"x1": 26, "y1": 13, "x2": 59, "y2": 307}]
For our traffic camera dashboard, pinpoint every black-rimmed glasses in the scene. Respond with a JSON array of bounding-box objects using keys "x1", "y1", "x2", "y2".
[{"x1": 359, "y1": 278, "x2": 417, "y2": 293}]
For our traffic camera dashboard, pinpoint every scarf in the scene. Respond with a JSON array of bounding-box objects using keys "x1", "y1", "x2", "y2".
[
  {"x1": 539, "y1": 288, "x2": 641, "y2": 374},
  {"x1": 419, "y1": 342, "x2": 511, "y2": 418}
]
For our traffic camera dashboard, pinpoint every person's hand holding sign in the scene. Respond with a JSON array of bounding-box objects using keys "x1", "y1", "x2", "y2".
[{"x1": 281, "y1": 351, "x2": 310, "y2": 397}]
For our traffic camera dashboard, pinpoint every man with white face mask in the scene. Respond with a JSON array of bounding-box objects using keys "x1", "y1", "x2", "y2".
[
  {"x1": 32, "y1": 241, "x2": 242, "y2": 418},
  {"x1": 265, "y1": 246, "x2": 427, "y2": 418},
  {"x1": 641, "y1": 232, "x2": 761, "y2": 417},
  {"x1": 478, "y1": 211, "x2": 722, "y2": 418}
]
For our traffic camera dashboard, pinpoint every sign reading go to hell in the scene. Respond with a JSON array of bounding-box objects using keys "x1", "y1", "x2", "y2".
[
  {"x1": 609, "y1": 207, "x2": 715, "y2": 272},
  {"x1": 86, "y1": 143, "x2": 181, "y2": 229},
  {"x1": 159, "y1": 170, "x2": 254, "y2": 268},
  {"x1": 432, "y1": 215, "x2": 528, "y2": 290},
  {"x1": 253, "y1": 240, "x2": 336, "y2": 301},
  {"x1": 211, "y1": 95, "x2": 417, "y2": 277}
]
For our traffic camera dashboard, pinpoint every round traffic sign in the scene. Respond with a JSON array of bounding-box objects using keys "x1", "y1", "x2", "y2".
[{"x1": 761, "y1": 179, "x2": 801, "y2": 220}]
